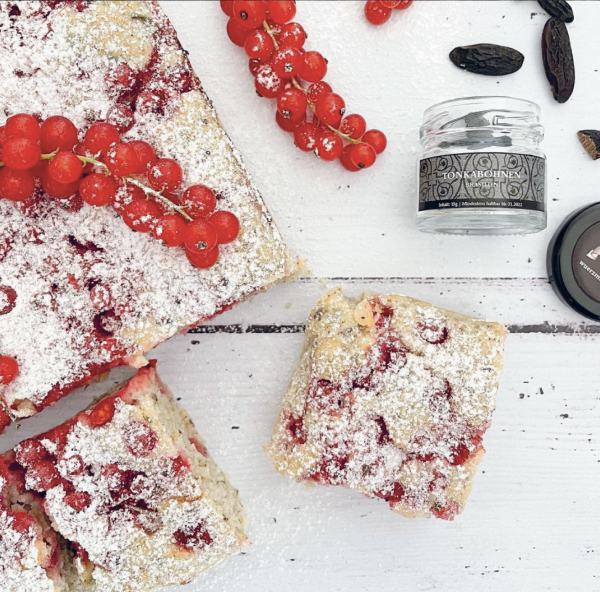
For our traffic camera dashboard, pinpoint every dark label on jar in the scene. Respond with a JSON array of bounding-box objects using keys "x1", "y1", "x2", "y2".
[
  {"x1": 572, "y1": 222, "x2": 600, "y2": 302},
  {"x1": 419, "y1": 153, "x2": 545, "y2": 212}
]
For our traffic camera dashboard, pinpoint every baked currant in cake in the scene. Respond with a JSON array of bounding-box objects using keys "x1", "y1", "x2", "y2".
[
  {"x1": 0, "y1": 0, "x2": 295, "y2": 431},
  {"x1": 0, "y1": 363, "x2": 247, "y2": 592},
  {"x1": 267, "y1": 288, "x2": 506, "y2": 520}
]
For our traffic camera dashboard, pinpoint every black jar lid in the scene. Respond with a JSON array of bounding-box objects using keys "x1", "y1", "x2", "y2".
[{"x1": 548, "y1": 203, "x2": 600, "y2": 321}]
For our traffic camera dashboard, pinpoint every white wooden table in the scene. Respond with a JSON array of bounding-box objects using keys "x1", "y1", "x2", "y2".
[{"x1": 4, "y1": 2, "x2": 600, "y2": 590}]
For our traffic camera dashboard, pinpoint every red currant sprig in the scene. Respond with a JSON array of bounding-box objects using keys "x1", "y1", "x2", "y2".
[
  {"x1": 364, "y1": 0, "x2": 412, "y2": 26},
  {"x1": 222, "y1": 0, "x2": 387, "y2": 171},
  {"x1": 0, "y1": 114, "x2": 241, "y2": 270}
]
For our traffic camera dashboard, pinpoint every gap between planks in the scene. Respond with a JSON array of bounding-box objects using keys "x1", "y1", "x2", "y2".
[{"x1": 198, "y1": 276, "x2": 600, "y2": 336}]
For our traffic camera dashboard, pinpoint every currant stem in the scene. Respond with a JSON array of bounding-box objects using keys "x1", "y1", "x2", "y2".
[
  {"x1": 76, "y1": 154, "x2": 109, "y2": 172},
  {"x1": 125, "y1": 177, "x2": 193, "y2": 222},
  {"x1": 41, "y1": 149, "x2": 59, "y2": 161},
  {"x1": 262, "y1": 21, "x2": 361, "y2": 146}
]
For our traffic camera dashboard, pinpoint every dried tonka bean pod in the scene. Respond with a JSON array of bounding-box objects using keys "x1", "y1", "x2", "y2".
[
  {"x1": 578, "y1": 131, "x2": 600, "y2": 160},
  {"x1": 542, "y1": 18, "x2": 575, "y2": 103},
  {"x1": 449, "y1": 44, "x2": 524, "y2": 76},
  {"x1": 538, "y1": 0, "x2": 574, "y2": 23}
]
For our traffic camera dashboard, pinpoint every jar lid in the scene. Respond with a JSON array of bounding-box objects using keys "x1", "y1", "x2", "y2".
[{"x1": 548, "y1": 203, "x2": 600, "y2": 321}]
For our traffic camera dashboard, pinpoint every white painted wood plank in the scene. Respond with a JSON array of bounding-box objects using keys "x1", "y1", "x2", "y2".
[
  {"x1": 162, "y1": 1, "x2": 600, "y2": 279},
  {"x1": 3, "y1": 333, "x2": 599, "y2": 592},
  {"x1": 201, "y1": 276, "x2": 598, "y2": 332}
]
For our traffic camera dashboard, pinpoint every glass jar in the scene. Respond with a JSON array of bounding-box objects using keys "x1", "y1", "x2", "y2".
[{"x1": 417, "y1": 96, "x2": 547, "y2": 235}]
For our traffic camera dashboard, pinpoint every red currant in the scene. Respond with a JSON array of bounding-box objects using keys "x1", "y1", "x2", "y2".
[
  {"x1": 315, "y1": 130, "x2": 343, "y2": 161},
  {"x1": 266, "y1": 0, "x2": 296, "y2": 24},
  {"x1": 380, "y1": 0, "x2": 401, "y2": 6},
  {"x1": 276, "y1": 110, "x2": 304, "y2": 132},
  {"x1": 307, "y1": 81, "x2": 332, "y2": 104},
  {"x1": 47, "y1": 151, "x2": 82, "y2": 184},
  {"x1": 84, "y1": 122, "x2": 120, "y2": 155},
  {"x1": 105, "y1": 142, "x2": 140, "y2": 177},
  {"x1": 1, "y1": 137, "x2": 41, "y2": 170},
  {"x1": 184, "y1": 219, "x2": 218, "y2": 253},
  {"x1": 182, "y1": 185, "x2": 217, "y2": 219},
  {"x1": 79, "y1": 173, "x2": 117, "y2": 207},
  {"x1": 148, "y1": 159, "x2": 183, "y2": 192},
  {"x1": 277, "y1": 88, "x2": 307, "y2": 122},
  {"x1": 349, "y1": 142, "x2": 377, "y2": 169},
  {"x1": 128, "y1": 140, "x2": 157, "y2": 173},
  {"x1": 362, "y1": 129, "x2": 387, "y2": 154},
  {"x1": 226, "y1": 17, "x2": 251, "y2": 47},
  {"x1": 394, "y1": 0, "x2": 412, "y2": 8},
  {"x1": 122, "y1": 198, "x2": 161, "y2": 233},
  {"x1": 64, "y1": 491, "x2": 91, "y2": 512},
  {"x1": 88, "y1": 397, "x2": 116, "y2": 428},
  {"x1": 152, "y1": 214, "x2": 187, "y2": 247},
  {"x1": 5, "y1": 114, "x2": 41, "y2": 142},
  {"x1": 278, "y1": 22, "x2": 306, "y2": 48},
  {"x1": 186, "y1": 245, "x2": 220, "y2": 269},
  {"x1": 104, "y1": 63, "x2": 136, "y2": 97},
  {"x1": 0, "y1": 285, "x2": 17, "y2": 316},
  {"x1": 365, "y1": 1, "x2": 392, "y2": 25},
  {"x1": 0, "y1": 356, "x2": 18, "y2": 384},
  {"x1": 315, "y1": 92, "x2": 346, "y2": 128},
  {"x1": 135, "y1": 91, "x2": 165, "y2": 116},
  {"x1": 26, "y1": 460, "x2": 61, "y2": 491},
  {"x1": 271, "y1": 46, "x2": 302, "y2": 78},
  {"x1": 42, "y1": 174, "x2": 80, "y2": 199},
  {"x1": 340, "y1": 114, "x2": 367, "y2": 140},
  {"x1": 244, "y1": 29, "x2": 275, "y2": 62},
  {"x1": 40, "y1": 116, "x2": 78, "y2": 153},
  {"x1": 299, "y1": 51, "x2": 327, "y2": 83},
  {"x1": 220, "y1": 0, "x2": 234, "y2": 15},
  {"x1": 293, "y1": 122, "x2": 318, "y2": 152},
  {"x1": 90, "y1": 284, "x2": 112, "y2": 310},
  {"x1": 210, "y1": 211, "x2": 240, "y2": 244},
  {"x1": 340, "y1": 144, "x2": 360, "y2": 172},
  {"x1": 0, "y1": 168, "x2": 36, "y2": 202},
  {"x1": 16, "y1": 440, "x2": 49, "y2": 467},
  {"x1": 249, "y1": 59, "x2": 262, "y2": 76},
  {"x1": 122, "y1": 421, "x2": 158, "y2": 457},
  {"x1": 232, "y1": 0, "x2": 266, "y2": 30},
  {"x1": 255, "y1": 64, "x2": 283, "y2": 98},
  {"x1": 107, "y1": 104, "x2": 135, "y2": 133}
]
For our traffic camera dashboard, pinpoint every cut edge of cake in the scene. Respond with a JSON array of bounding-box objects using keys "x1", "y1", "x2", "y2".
[{"x1": 0, "y1": 363, "x2": 248, "y2": 592}]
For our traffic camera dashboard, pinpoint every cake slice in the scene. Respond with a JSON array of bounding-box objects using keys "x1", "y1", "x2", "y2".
[
  {"x1": 0, "y1": 0, "x2": 295, "y2": 430},
  {"x1": 0, "y1": 363, "x2": 247, "y2": 592},
  {"x1": 267, "y1": 288, "x2": 506, "y2": 520}
]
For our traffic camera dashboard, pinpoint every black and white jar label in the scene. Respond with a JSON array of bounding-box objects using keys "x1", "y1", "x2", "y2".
[{"x1": 418, "y1": 153, "x2": 546, "y2": 212}]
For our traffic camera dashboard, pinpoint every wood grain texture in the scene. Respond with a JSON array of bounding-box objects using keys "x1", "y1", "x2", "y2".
[
  {"x1": 3, "y1": 1, "x2": 600, "y2": 591},
  {"x1": 4, "y1": 333, "x2": 599, "y2": 592},
  {"x1": 162, "y1": 0, "x2": 600, "y2": 279}
]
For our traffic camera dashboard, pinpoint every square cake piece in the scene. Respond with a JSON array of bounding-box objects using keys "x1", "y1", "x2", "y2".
[
  {"x1": 0, "y1": 363, "x2": 247, "y2": 592},
  {"x1": 0, "y1": 0, "x2": 294, "y2": 429},
  {"x1": 267, "y1": 288, "x2": 506, "y2": 520}
]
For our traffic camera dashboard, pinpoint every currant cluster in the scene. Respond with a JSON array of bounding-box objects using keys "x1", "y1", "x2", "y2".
[
  {"x1": 364, "y1": 0, "x2": 412, "y2": 26},
  {"x1": 222, "y1": 0, "x2": 387, "y2": 171},
  {"x1": 0, "y1": 114, "x2": 240, "y2": 272}
]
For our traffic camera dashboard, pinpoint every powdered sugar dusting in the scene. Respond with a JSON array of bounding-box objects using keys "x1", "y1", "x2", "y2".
[
  {"x1": 0, "y1": 1, "x2": 293, "y2": 420},
  {"x1": 1, "y1": 365, "x2": 246, "y2": 591},
  {"x1": 0, "y1": 509, "x2": 56, "y2": 592},
  {"x1": 267, "y1": 288, "x2": 506, "y2": 520}
]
